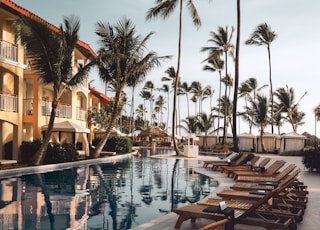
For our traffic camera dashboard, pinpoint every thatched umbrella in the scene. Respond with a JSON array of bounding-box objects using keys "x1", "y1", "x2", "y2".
[{"x1": 138, "y1": 126, "x2": 169, "y2": 139}]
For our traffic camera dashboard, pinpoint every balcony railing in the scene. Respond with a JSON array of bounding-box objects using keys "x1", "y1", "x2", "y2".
[
  {"x1": 23, "y1": 98, "x2": 33, "y2": 115},
  {"x1": 76, "y1": 107, "x2": 86, "y2": 121},
  {"x1": 0, "y1": 92, "x2": 17, "y2": 112},
  {"x1": 42, "y1": 100, "x2": 71, "y2": 118},
  {"x1": 0, "y1": 40, "x2": 18, "y2": 62}
]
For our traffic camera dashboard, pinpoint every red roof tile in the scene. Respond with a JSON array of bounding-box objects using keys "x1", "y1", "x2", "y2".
[{"x1": 1, "y1": 0, "x2": 96, "y2": 59}]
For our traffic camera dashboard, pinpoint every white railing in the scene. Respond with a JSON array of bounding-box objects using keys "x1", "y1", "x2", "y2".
[
  {"x1": 76, "y1": 107, "x2": 86, "y2": 121},
  {"x1": 0, "y1": 93, "x2": 17, "y2": 112},
  {"x1": 0, "y1": 40, "x2": 18, "y2": 62},
  {"x1": 42, "y1": 100, "x2": 71, "y2": 118}
]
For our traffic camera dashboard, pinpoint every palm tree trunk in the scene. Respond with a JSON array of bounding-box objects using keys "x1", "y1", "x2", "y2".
[
  {"x1": 217, "y1": 71, "x2": 222, "y2": 139},
  {"x1": 91, "y1": 90, "x2": 122, "y2": 158},
  {"x1": 268, "y1": 46, "x2": 274, "y2": 134},
  {"x1": 172, "y1": 0, "x2": 183, "y2": 156},
  {"x1": 222, "y1": 51, "x2": 228, "y2": 145},
  {"x1": 30, "y1": 97, "x2": 58, "y2": 165},
  {"x1": 232, "y1": 0, "x2": 241, "y2": 152}
]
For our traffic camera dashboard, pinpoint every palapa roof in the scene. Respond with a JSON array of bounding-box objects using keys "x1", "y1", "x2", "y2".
[{"x1": 138, "y1": 127, "x2": 168, "y2": 138}]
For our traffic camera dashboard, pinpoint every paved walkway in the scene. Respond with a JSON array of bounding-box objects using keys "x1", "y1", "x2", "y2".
[{"x1": 132, "y1": 154, "x2": 320, "y2": 230}]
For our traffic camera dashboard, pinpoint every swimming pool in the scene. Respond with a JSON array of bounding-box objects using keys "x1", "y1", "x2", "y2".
[{"x1": 0, "y1": 148, "x2": 218, "y2": 229}]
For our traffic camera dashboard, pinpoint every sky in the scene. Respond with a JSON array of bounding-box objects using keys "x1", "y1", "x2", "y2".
[{"x1": 13, "y1": 0, "x2": 320, "y2": 136}]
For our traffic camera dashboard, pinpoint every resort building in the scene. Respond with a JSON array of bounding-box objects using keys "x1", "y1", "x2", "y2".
[{"x1": 0, "y1": 0, "x2": 110, "y2": 161}]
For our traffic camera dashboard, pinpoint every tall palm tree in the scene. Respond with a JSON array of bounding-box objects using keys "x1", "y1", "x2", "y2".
[
  {"x1": 274, "y1": 86, "x2": 307, "y2": 132},
  {"x1": 202, "y1": 55, "x2": 224, "y2": 137},
  {"x1": 245, "y1": 23, "x2": 277, "y2": 133},
  {"x1": 190, "y1": 81, "x2": 203, "y2": 115},
  {"x1": 179, "y1": 81, "x2": 191, "y2": 118},
  {"x1": 146, "y1": 0, "x2": 203, "y2": 155},
  {"x1": 232, "y1": 0, "x2": 241, "y2": 152},
  {"x1": 201, "y1": 26, "x2": 235, "y2": 145},
  {"x1": 155, "y1": 95, "x2": 166, "y2": 124},
  {"x1": 140, "y1": 90, "x2": 151, "y2": 122},
  {"x1": 127, "y1": 74, "x2": 145, "y2": 135},
  {"x1": 161, "y1": 66, "x2": 176, "y2": 130},
  {"x1": 250, "y1": 94, "x2": 269, "y2": 152},
  {"x1": 13, "y1": 15, "x2": 92, "y2": 165},
  {"x1": 239, "y1": 77, "x2": 268, "y2": 134},
  {"x1": 91, "y1": 18, "x2": 165, "y2": 158},
  {"x1": 143, "y1": 81, "x2": 155, "y2": 125},
  {"x1": 160, "y1": 84, "x2": 170, "y2": 131}
]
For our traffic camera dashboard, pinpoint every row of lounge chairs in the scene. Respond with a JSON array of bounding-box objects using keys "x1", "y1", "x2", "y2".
[{"x1": 173, "y1": 153, "x2": 308, "y2": 230}]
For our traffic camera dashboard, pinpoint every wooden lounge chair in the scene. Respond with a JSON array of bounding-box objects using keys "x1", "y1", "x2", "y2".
[
  {"x1": 221, "y1": 155, "x2": 265, "y2": 177},
  {"x1": 203, "y1": 152, "x2": 249, "y2": 170},
  {"x1": 231, "y1": 164, "x2": 297, "y2": 189},
  {"x1": 233, "y1": 160, "x2": 286, "y2": 180},
  {"x1": 203, "y1": 152, "x2": 239, "y2": 168},
  {"x1": 173, "y1": 168, "x2": 300, "y2": 229}
]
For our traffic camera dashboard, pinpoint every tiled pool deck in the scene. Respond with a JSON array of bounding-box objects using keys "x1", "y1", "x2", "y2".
[{"x1": 132, "y1": 154, "x2": 319, "y2": 230}]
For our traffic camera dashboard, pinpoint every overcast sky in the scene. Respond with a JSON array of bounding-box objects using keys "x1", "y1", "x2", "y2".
[{"x1": 13, "y1": 0, "x2": 320, "y2": 136}]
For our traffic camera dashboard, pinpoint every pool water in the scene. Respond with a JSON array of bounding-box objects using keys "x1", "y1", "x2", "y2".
[{"x1": 0, "y1": 148, "x2": 218, "y2": 230}]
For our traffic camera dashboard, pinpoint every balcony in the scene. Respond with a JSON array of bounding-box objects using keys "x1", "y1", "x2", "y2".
[
  {"x1": 0, "y1": 92, "x2": 17, "y2": 112},
  {"x1": 42, "y1": 100, "x2": 71, "y2": 118},
  {"x1": 0, "y1": 40, "x2": 18, "y2": 62},
  {"x1": 76, "y1": 107, "x2": 86, "y2": 121}
]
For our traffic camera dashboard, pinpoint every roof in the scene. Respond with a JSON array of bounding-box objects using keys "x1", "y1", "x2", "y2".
[
  {"x1": 281, "y1": 132, "x2": 306, "y2": 139},
  {"x1": 89, "y1": 86, "x2": 112, "y2": 106},
  {"x1": 0, "y1": 0, "x2": 96, "y2": 60},
  {"x1": 41, "y1": 121, "x2": 90, "y2": 133}
]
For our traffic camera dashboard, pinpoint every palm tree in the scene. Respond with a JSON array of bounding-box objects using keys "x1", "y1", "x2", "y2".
[
  {"x1": 250, "y1": 94, "x2": 269, "y2": 152},
  {"x1": 127, "y1": 74, "x2": 145, "y2": 136},
  {"x1": 179, "y1": 116, "x2": 198, "y2": 134},
  {"x1": 245, "y1": 23, "x2": 277, "y2": 133},
  {"x1": 202, "y1": 55, "x2": 224, "y2": 137},
  {"x1": 155, "y1": 95, "x2": 166, "y2": 124},
  {"x1": 140, "y1": 90, "x2": 151, "y2": 122},
  {"x1": 190, "y1": 81, "x2": 203, "y2": 115},
  {"x1": 274, "y1": 86, "x2": 307, "y2": 132},
  {"x1": 146, "y1": 0, "x2": 203, "y2": 155},
  {"x1": 143, "y1": 81, "x2": 155, "y2": 125},
  {"x1": 239, "y1": 77, "x2": 268, "y2": 134},
  {"x1": 201, "y1": 26, "x2": 235, "y2": 145},
  {"x1": 232, "y1": 0, "x2": 241, "y2": 152},
  {"x1": 179, "y1": 81, "x2": 191, "y2": 118},
  {"x1": 13, "y1": 15, "x2": 92, "y2": 165},
  {"x1": 161, "y1": 66, "x2": 176, "y2": 130},
  {"x1": 160, "y1": 84, "x2": 170, "y2": 131},
  {"x1": 91, "y1": 18, "x2": 165, "y2": 158},
  {"x1": 196, "y1": 112, "x2": 215, "y2": 148},
  {"x1": 314, "y1": 105, "x2": 320, "y2": 140}
]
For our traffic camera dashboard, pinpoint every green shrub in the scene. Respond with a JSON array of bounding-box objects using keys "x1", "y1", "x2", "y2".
[
  {"x1": 20, "y1": 140, "x2": 78, "y2": 164},
  {"x1": 302, "y1": 149, "x2": 320, "y2": 172},
  {"x1": 44, "y1": 142, "x2": 78, "y2": 164},
  {"x1": 4, "y1": 141, "x2": 13, "y2": 159},
  {"x1": 92, "y1": 136, "x2": 133, "y2": 154}
]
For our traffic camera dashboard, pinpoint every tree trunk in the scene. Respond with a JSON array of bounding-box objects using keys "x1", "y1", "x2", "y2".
[
  {"x1": 91, "y1": 90, "x2": 122, "y2": 158},
  {"x1": 172, "y1": 0, "x2": 183, "y2": 156},
  {"x1": 30, "y1": 98, "x2": 58, "y2": 165},
  {"x1": 232, "y1": 0, "x2": 241, "y2": 152}
]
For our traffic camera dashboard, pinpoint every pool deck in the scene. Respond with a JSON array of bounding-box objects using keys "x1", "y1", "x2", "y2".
[{"x1": 132, "y1": 153, "x2": 320, "y2": 230}]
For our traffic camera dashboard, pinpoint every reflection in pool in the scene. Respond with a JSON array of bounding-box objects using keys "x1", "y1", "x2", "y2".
[{"x1": 0, "y1": 148, "x2": 218, "y2": 229}]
